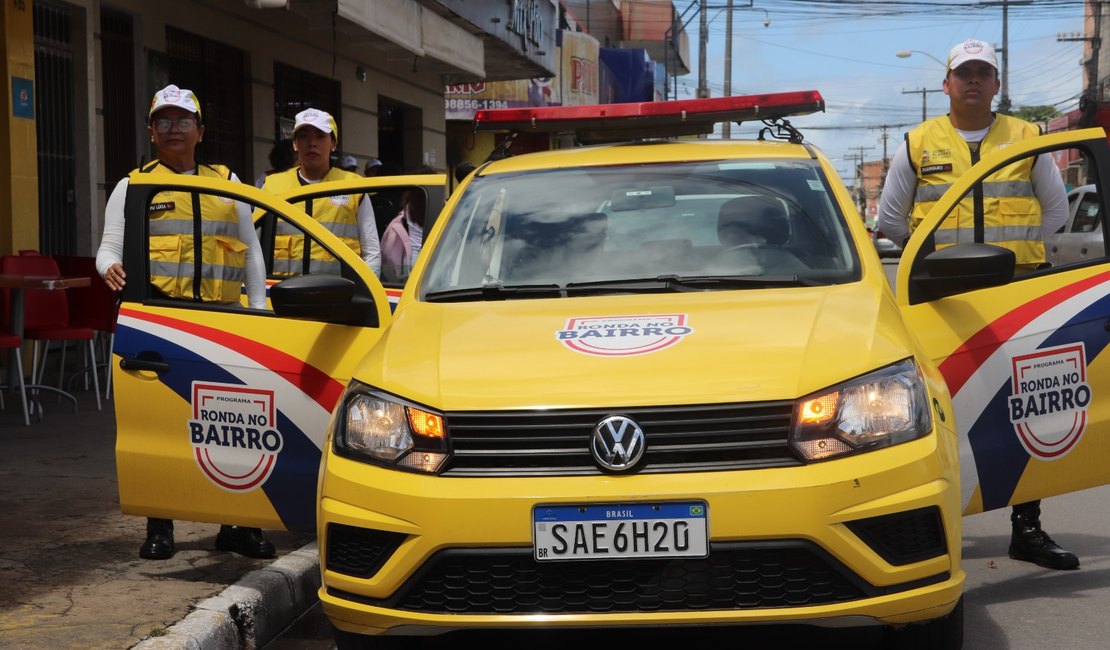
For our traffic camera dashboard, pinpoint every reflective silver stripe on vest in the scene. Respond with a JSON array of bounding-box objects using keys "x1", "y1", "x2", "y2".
[
  {"x1": 322, "y1": 222, "x2": 359, "y2": 239},
  {"x1": 272, "y1": 259, "x2": 342, "y2": 275},
  {"x1": 275, "y1": 220, "x2": 357, "y2": 239},
  {"x1": 150, "y1": 220, "x2": 241, "y2": 237},
  {"x1": 915, "y1": 179, "x2": 1035, "y2": 203},
  {"x1": 150, "y1": 261, "x2": 246, "y2": 283},
  {"x1": 933, "y1": 225, "x2": 1042, "y2": 245}
]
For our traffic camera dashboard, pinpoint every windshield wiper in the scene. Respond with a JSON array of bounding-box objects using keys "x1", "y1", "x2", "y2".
[
  {"x1": 564, "y1": 274, "x2": 817, "y2": 295},
  {"x1": 424, "y1": 282, "x2": 564, "y2": 302}
]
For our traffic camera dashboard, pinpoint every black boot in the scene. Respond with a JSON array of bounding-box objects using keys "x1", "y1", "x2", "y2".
[
  {"x1": 139, "y1": 517, "x2": 175, "y2": 560},
  {"x1": 1009, "y1": 500, "x2": 1079, "y2": 570},
  {"x1": 216, "y1": 525, "x2": 276, "y2": 559}
]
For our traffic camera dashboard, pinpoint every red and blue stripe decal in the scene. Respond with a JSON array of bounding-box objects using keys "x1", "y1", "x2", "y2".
[
  {"x1": 941, "y1": 270, "x2": 1110, "y2": 511},
  {"x1": 116, "y1": 308, "x2": 346, "y2": 531}
]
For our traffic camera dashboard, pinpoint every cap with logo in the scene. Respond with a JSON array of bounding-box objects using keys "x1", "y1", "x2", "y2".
[
  {"x1": 294, "y1": 108, "x2": 338, "y2": 139},
  {"x1": 946, "y1": 38, "x2": 998, "y2": 74},
  {"x1": 149, "y1": 84, "x2": 202, "y2": 121},
  {"x1": 338, "y1": 154, "x2": 358, "y2": 171}
]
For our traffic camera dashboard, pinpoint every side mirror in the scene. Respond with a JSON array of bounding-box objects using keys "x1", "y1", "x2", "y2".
[
  {"x1": 269, "y1": 274, "x2": 376, "y2": 326},
  {"x1": 910, "y1": 243, "x2": 1016, "y2": 300}
]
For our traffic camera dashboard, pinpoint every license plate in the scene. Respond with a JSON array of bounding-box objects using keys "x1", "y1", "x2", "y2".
[{"x1": 532, "y1": 502, "x2": 708, "y2": 561}]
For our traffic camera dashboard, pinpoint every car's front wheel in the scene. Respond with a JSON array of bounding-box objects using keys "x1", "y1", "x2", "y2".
[{"x1": 882, "y1": 596, "x2": 964, "y2": 650}]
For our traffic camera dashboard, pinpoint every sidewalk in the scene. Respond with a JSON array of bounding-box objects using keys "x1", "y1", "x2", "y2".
[{"x1": 0, "y1": 386, "x2": 317, "y2": 649}]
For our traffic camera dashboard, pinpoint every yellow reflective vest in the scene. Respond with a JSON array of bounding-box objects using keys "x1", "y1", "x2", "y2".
[
  {"x1": 907, "y1": 114, "x2": 1044, "y2": 270},
  {"x1": 134, "y1": 161, "x2": 246, "y2": 303},
  {"x1": 262, "y1": 167, "x2": 362, "y2": 275}
]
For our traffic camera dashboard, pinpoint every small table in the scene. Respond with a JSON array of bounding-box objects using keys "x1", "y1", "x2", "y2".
[{"x1": 1, "y1": 274, "x2": 92, "y2": 417}]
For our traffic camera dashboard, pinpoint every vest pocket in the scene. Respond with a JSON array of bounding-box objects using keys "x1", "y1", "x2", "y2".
[
  {"x1": 210, "y1": 236, "x2": 248, "y2": 303},
  {"x1": 149, "y1": 234, "x2": 190, "y2": 299}
]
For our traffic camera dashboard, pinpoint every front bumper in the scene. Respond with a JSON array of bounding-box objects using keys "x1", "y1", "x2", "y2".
[{"x1": 318, "y1": 432, "x2": 963, "y2": 636}]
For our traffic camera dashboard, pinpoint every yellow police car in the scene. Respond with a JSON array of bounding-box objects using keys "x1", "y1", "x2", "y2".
[{"x1": 112, "y1": 93, "x2": 1110, "y2": 650}]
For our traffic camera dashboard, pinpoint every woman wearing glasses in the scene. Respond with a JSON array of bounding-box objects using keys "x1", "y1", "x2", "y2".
[{"x1": 95, "y1": 85, "x2": 272, "y2": 561}]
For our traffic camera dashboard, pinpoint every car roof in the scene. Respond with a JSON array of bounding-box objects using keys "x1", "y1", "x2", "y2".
[{"x1": 476, "y1": 139, "x2": 820, "y2": 176}]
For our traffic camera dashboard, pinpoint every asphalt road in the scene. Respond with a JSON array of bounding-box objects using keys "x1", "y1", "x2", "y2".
[{"x1": 270, "y1": 483, "x2": 1110, "y2": 649}]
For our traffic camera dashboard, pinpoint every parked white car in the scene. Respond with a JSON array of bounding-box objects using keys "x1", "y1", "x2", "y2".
[{"x1": 1047, "y1": 183, "x2": 1104, "y2": 267}]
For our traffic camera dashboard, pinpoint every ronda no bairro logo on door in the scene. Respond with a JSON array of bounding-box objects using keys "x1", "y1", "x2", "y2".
[
  {"x1": 188, "y1": 382, "x2": 284, "y2": 492},
  {"x1": 556, "y1": 314, "x2": 693, "y2": 357},
  {"x1": 1008, "y1": 343, "x2": 1091, "y2": 460}
]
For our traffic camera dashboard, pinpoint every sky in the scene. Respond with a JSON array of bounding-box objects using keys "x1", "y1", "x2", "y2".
[{"x1": 664, "y1": 0, "x2": 1087, "y2": 187}]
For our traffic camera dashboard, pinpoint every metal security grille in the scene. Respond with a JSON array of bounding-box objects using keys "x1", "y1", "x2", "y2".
[
  {"x1": 273, "y1": 62, "x2": 340, "y2": 139},
  {"x1": 166, "y1": 27, "x2": 247, "y2": 177},
  {"x1": 99, "y1": 8, "x2": 136, "y2": 186},
  {"x1": 441, "y1": 401, "x2": 801, "y2": 477},
  {"x1": 33, "y1": 1, "x2": 76, "y2": 255}
]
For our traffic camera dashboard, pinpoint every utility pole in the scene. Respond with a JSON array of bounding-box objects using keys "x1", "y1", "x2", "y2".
[
  {"x1": 846, "y1": 146, "x2": 875, "y2": 216},
  {"x1": 902, "y1": 87, "x2": 943, "y2": 121},
  {"x1": 982, "y1": 0, "x2": 1032, "y2": 114},
  {"x1": 722, "y1": 0, "x2": 733, "y2": 138},
  {"x1": 697, "y1": 0, "x2": 709, "y2": 98},
  {"x1": 1059, "y1": 2, "x2": 1103, "y2": 127}
]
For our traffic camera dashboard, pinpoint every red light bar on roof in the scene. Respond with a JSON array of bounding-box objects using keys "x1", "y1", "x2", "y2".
[{"x1": 472, "y1": 91, "x2": 825, "y2": 139}]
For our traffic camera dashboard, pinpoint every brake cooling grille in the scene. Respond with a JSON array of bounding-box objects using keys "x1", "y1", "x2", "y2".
[
  {"x1": 441, "y1": 401, "x2": 800, "y2": 477},
  {"x1": 335, "y1": 542, "x2": 875, "y2": 614}
]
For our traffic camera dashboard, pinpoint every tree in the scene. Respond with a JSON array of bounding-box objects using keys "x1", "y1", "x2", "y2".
[{"x1": 1012, "y1": 105, "x2": 1060, "y2": 123}]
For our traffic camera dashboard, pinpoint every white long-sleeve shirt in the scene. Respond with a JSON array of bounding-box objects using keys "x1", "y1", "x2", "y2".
[
  {"x1": 96, "y1": 170, "x2": 267, "y2": 309},
  {"x1": 877, "y1": 124, "x2": 1068, "y2": 247}
]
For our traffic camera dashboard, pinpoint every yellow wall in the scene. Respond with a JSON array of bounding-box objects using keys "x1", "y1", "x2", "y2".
[{"x1": 0, "y1": 0, "x2": 36, "y2": 255}]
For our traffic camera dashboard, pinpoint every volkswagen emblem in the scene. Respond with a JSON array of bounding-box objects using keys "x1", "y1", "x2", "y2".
[{"x1": 591, "y1": 416, "x2": 646, "y2": 471}]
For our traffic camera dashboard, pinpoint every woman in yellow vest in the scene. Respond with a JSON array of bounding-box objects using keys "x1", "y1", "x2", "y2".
[
  {"x1": 95, "y1": 84, "x2": 271, "y2": 561},
  {"x1": 262, "y1": 108, "x2": 381, "y2": 276}
]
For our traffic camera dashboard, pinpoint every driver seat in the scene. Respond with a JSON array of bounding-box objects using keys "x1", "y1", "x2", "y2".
[{"x1": 717, "y1": 196, "x2": 790, "y2": 248}]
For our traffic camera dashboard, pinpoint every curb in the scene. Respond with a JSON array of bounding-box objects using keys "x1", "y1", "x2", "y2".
[{"x1": 132, "y1": 541, "x2": 321, "y2": 649}]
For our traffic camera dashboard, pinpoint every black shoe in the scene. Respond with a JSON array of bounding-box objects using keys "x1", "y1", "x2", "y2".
[
  {"x1": 139, "y1": 518, "x2": 175, "y2": 560},
  {"x1": 216, "y1": 525, "x2": 276, "y2": 559},
  {"x1": 1009, "y1": 502, "x2": 1079, "y2": 570}
]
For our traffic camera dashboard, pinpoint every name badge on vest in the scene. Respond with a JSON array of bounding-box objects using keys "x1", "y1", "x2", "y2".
[
  {"x1": 150, "y1": 201, "x2": 176, "y2": 212},
  {"x1": 920, "y1": 163, "x2": 952, "y2": 176}
]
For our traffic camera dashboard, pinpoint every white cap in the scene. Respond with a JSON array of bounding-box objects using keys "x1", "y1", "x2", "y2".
[
  {"x1": 293, "y1": 108, "x2": 337, "y2": 138},
  {"x1": 947, "y1": 38, "x2": 998, "y2": 73},
  {"x1": 149, "y1": 84, "x2": 201, "y2": 120}
]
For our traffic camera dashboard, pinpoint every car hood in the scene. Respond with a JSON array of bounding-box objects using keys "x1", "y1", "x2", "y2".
[{"x1": 359, "y1": 283, "x2": 915, "y2": 410}]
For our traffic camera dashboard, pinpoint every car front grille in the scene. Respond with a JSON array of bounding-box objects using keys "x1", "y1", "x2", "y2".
[
  {"x1": 326, "y1": 523, "x2": 408, "y2": 579},
  {"x1": 441, "y1": 401, "x2": 800, "y2": 477},
  {"x1": 328, "y1": 541, "x2": 940, "y2": 615}
]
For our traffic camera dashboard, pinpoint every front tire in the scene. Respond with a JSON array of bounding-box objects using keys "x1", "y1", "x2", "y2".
[{"x1": 882, "y1": 597, "x2": 964, "y2": 650}]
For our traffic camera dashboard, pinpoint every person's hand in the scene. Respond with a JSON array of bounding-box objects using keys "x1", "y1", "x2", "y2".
[{"x1": 103, "y1": 263, "x2": 126, "y2": 291}]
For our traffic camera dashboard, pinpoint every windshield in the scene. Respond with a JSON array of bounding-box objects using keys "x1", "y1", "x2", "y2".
[{"x1": 420, "y1": 159, "x2": 859, "y2": 300}]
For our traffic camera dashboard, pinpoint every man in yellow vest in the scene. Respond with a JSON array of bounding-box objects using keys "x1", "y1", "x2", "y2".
[
  {"x1": 262, "y1": 108, "x2": 381, "y2": 276},
  {"x1": 877, "y1": 39, "x2": 1074, "y2": 570},
  {"x1": 96, "y1": 84, "x2": 273, "y2": 561}
]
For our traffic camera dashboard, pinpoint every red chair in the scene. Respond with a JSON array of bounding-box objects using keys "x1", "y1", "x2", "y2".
[
  {"x1": 0, "y1": 254, "x2": 101, "y2": 411},
  {"x1": 0, "y1": 289, "x2": 31, "y2": 425},
  {"x1": 54, "y1": 255, "x2": 118, "y2": 400}
]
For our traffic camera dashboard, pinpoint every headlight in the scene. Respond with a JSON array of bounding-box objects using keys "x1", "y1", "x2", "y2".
[
  {"x1": 789, "y1": 359, "x2": 932, "y2": 462},
  {"x1": 333, "y1": 382, "x2": 449, "y2": 474}
]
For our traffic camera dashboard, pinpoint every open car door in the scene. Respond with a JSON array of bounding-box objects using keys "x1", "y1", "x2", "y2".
[
  {"x1": 113, "y1": 174, "x2": 392, "y2": 532},
  {"x1": 897, "y1": 127, "x2": 1110, "y2": 516}
]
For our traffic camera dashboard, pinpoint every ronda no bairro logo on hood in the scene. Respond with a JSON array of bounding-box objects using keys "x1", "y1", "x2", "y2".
[
  {"x1": 556, "y1": 314, "x2": 693, "y2": 357},
  {"x1": 188, "y1": 382, "x2": 284, "y2": 492},
  {"x1": 1008, "y1": 343, "x2": 1091, "y2": 460}
]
